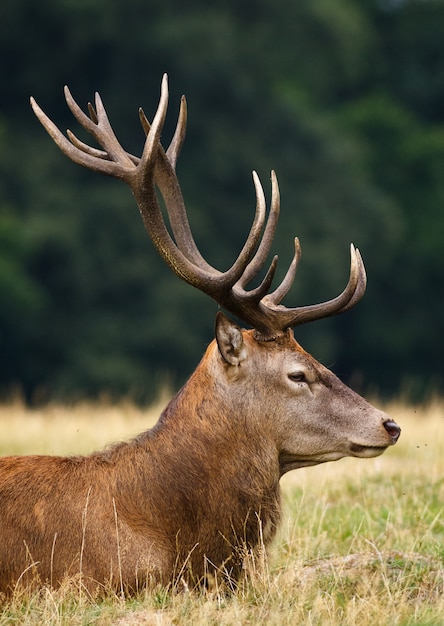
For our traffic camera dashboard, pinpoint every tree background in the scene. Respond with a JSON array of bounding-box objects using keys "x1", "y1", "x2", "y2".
[{"x1": 0, "y1": 0, "x2": 443, "y2": 403}]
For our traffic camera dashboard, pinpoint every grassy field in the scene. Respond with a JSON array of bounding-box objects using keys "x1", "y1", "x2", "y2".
[{"x1": 0, "y1": 398, "x2": 443, "y2": 625}]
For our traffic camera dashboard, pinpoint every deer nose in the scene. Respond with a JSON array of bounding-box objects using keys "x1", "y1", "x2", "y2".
[{"x1": 383, "y1": 420, "x2": 401, "y2": 443}]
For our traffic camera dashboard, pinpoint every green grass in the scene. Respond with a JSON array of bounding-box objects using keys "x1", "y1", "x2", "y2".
[{"x1": 0, "y1": 399, "x2": 443, "y2": 625}]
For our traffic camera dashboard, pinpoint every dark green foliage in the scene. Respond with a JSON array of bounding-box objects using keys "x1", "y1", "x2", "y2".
[{"x1": 0, "y1": 0, "x2": 442, "y2": 402}]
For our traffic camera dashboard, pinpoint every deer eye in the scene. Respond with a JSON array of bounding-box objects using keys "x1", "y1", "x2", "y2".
[{"x1": 288, "y1": 372, "x2": 306, "y2": 383}]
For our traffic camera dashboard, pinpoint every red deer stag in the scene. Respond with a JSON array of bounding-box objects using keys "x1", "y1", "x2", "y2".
[{"x1": 0, "y1": 75, "x2": 400, "y2": 595}]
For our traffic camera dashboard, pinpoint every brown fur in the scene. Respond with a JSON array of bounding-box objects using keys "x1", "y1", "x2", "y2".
[{"x1": 0, "y1": 320, "x2": 399, "y2": 596}]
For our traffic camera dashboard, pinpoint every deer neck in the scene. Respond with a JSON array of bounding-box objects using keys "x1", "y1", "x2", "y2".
[{"x1": 138, "y1": 343, "x2": 280, "y2": 498}]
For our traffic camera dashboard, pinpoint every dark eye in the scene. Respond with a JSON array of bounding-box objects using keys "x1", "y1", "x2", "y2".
[{"x1": 288, "y1": 372, "x2": 306, "y2": 383}]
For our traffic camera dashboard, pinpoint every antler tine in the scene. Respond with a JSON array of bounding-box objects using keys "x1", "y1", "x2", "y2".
[
  {"x1": 66, "y1": 130, "x2": 110, "y2": 159},
  {"x1": 220, "y1": 175, "x2": 268, "y2": 287},
  {"x1": 67, "y1": 129, "x2": 142, "y2": 166},
  {"x1": 166, "y1": 96, "x2": 187, "y2": 169},
  {"x1": 138, "y1": 108, "x2": 150, "y2": 135},
  {"x1": 65, "y1": 88, "x2": 134, "y2": 171},
  {"x1": 137, "y1": 74, "x2": 170, "y2": 178},
  {"x1": 260, "y1": 244, "x2": 367, "y2": 332},
  {"x1": 237, "y1": 171, "x2": 280, "y2": 289},
  {"x1": 88, "y1": 102, "x2": 98, "y2": 124},
  {"x1": 61, "y1": 87, "x2": 97, "y2": 135},
  {"x1": 334, "y1": 247, "x2": 367, "y2": 313},
  {"x1": 30, "y1": 96, "x2": 102, "y2": 173},
  {"x1": 139, "y1": 94, "x2": 188, "y2": 170},
  {"x1": 264, "y1": 237, "x2": 302, "y2": 306}
]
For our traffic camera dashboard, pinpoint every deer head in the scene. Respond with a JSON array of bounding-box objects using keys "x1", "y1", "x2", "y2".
[{"x1": 30, "y1": 74, "x2": 400, "y2": 459}]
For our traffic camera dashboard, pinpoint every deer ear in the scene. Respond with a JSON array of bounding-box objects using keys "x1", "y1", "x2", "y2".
[{"x1": 215, "y1": 312, "x2": 247, "y2": 366}]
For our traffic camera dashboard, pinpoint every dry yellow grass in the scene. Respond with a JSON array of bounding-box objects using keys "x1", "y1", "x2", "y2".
[
  {"x1": 0, "y1": 396, "x2": 165, "y2": 456},
  {"x1": 0, "y1": 398, "x2": 443, "y2": 625}
]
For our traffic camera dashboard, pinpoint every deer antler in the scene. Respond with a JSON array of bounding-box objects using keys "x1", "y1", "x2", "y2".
[{"x1": 30, "y1": 74, "x2": 366, "y2": 340}]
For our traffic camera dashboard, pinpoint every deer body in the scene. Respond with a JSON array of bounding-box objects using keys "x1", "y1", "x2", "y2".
[
  {"x1": 0, "y1": 76, "x2": 400, "y2": 594},
  {"x1": 0, "y1": 320, "x2": 396, "y2": 593}
]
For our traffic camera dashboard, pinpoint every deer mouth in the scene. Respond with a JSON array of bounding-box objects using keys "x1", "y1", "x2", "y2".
[
  {"x1": 349, "y1": 421, "x2": 401, "y2": 456},
  {"x1": 348, "y1": 443, "x2": 389, "y2": 457}
]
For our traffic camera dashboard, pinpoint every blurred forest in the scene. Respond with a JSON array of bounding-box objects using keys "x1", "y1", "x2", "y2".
[{"x1": 0, "y1": 0, "x2": 443, "y2": 403}]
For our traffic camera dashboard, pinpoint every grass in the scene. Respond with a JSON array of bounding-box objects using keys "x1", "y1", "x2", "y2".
[{"x1": 0, "y1": 398, "x2": 443, "y2": 624}]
